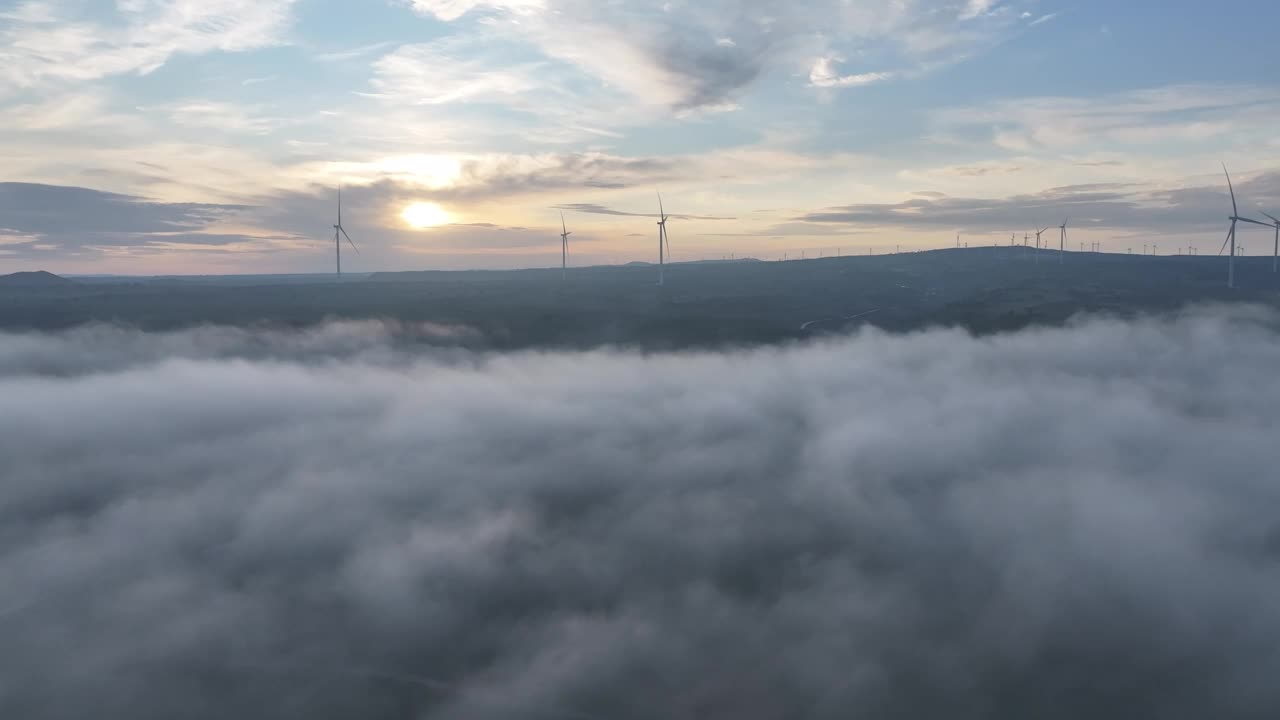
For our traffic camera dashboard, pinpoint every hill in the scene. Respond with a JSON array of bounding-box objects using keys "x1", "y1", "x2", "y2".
[
  {"x1": 1, "y1": 249, "x2": 1279, "y2": 349},
  {"x1": 0, "y1": 270, "x2": 72, "y2": 287}
]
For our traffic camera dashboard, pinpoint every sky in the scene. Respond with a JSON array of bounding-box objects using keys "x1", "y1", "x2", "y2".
[{"x1": 0, "y1": 0, "x2": 1278, "y2": 274}]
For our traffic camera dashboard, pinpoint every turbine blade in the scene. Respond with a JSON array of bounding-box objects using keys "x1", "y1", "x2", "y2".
[
  {"x1": 1224, "y1": 163, "x2": 1239, "y2": 217},
  {"x1": 1238, "y1": 217, "x2": 1271, "y2": 227},
  {"x1": 338, "y1": 186, "x2": 342, "y2": 226},
  {"x1": 340, "y1": 226, "x2": 360, "y2": 254},
  {"x1": 658, "y1": 191, "x2": 666, "y2": 221},
  {"x1": 1218, "y1": 224, "x2": 1233, "y2": 256},
  {"x1": 1261, "y1": 211, "x2": 1279, "y2": 224},
  {"x1": 561, "y1": 211, "x2": 567, "y2": 235}
]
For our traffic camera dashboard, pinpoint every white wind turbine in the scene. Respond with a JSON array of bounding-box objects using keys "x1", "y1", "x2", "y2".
[
  {"x1": 560, "y1": 212, "x2": 572, "y2": 279},
  {"x1": 1058, "y1": 218, "x2": 1068, "y2": 263},
  {"x1": 1220, "y1": 165, "x2": 1269, "y2": 289},
  {"x1": 656, "y1": 192, "x2": 671, "y2": 286},
  {"x1": 333, "y1": 186, "x2": 358, "y2": 278}
]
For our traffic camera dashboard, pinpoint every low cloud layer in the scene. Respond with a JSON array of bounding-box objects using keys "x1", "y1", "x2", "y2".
[{"x1": 4, "y1": 308, "x2": 1280, "y2": 718}]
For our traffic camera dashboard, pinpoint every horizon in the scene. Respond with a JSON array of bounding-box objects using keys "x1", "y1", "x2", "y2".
[
  {"x1": 2, "y1": 0, "x2": 1278, "y2": 275},
  {"x1": 9, "y1": 243, "x2": 1245, "y2": 279}
]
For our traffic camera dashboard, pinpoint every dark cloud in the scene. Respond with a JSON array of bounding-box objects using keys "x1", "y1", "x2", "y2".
[
  {"x1": 449, "y1": 155, "x2": 675, "y2": 200},
  {"x1": 5, "y1": 307, "x2": 1280, "y2": 718},
  {"x1": 0, "y1": 183, "x2": 247, "y2": 235},
  {"x1": 699, "y1": 222, "x2": 870, "y2": 238},
  {"x1": 656, "y1": 32, "x2": 769, "y2": 110},
  {"x1": 797, "y1": 171, "x2": 1280, "y2": 233},
  {"x1": 555, "y1": 203, "x2": 736, "y2": 221},
  {"x1": 0, "y1": 183, "x2": 279, "y2": 260},
  {"x1": 546, "y1": 0, "x2": 793, "y2": 110}
]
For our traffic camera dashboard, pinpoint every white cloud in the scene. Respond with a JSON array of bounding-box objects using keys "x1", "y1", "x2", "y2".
[
  {"x1": 809, "y1": 56, "x2": 894, "y2": 88},
  {"x1": 1030, "y1": 13, "x2": 1059, "y2": 27},
  {"x1": 369, "y1": 41, "x2": 546, "y2": 106},
  {"x1": 960, "y1": 0, "x2": 1000, "y2": 21},
  {"x1": 391, "y1": 1, "x2": 1030, "y2": 110},
  {"x1": 939, "y1": 84, "x2": 1280, "y2": 153},
  {"x1": 164, "y1": 101, "x2": 285, "y2": 135},
  {"x1": 4, "y1": 91, "x2": 136, "y2": 131},
  {"x1": 0, "y1": 0, "x2": 297, "y2": 92},
  {"x1": 406, "y1": 0, "x2": 544, "y2": 22},
  {"x1": 7, "y1": 310, "x2": 1280, "y2": 717}
]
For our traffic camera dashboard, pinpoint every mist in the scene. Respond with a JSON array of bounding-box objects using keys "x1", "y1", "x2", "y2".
[{"x1": 4, "y1": 307, "x2": 1280, "y2": 719}]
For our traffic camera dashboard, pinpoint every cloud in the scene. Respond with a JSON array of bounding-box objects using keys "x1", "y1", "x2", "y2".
[
  {"x1": 0, "y1": 183, "x2": 247, "y2": 235},
  {"x1": 553, "y1": 203, "x2": 736, "y2": 221},
  {"x1": 6, "y1": 307, "x2": 1280, "y2": 718},
  {"x1": 1029, "y1": 12, "x2": 1059, "y2": 27},
  {"x1": 406, "y1": 0, "x2": 544, "y2": 22},
  {"x1": 808, "y1": 56, "x2": 894, "y2": 89},
  {"x1": 163, "y1": 101, "x2": 285, "y2": 135},
  {"x1": 396, "y1": 1, "x2": 1033, "y2": 111},
  {"x1": 937, "y1": 84, "x2": 1280, "y2": 152},
  {"x1": 296, "y1": 153, "x2": 680, "y2": 200},
  {"x1": 367, "y1": 40, "x2": 548, "y2": 106},
  {"x1": 0, "y1": 183, "x2": 283, "y2": 260},
  {"x1": 794, "y1": 170, "x2": 1280, "y2": 233},
  {"x1": 0, "y1": 0, "x2": 297, "y2": 93},
  {"x1": 959, "y1": 0, "x2": 1000, "y2": 21}
]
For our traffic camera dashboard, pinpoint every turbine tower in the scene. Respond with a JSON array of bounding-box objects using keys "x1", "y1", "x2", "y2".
[
  {"x1": 333, "y1": 187, "x2": 358, "y2": 278},
  {"x1": 1059, "y1": 219, "x2": 1068, "y2": 263},
  {"x1": 1262, "y1": 211, "x2": 1280, "y2": 274},
  {"x1": 656, "y1": 192, "x2": 670, "y2": 286},
  {"x1": 1220, "y1": 165, "x2": 1269, "y2": 289},
  {"x1": 560, "y1": 212, "x2": 572, "y2": 279}
]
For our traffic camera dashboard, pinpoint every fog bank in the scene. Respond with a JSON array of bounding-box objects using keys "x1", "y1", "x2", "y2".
[{"x1": 3, "y1": 307, "x2": 1280, "y2": 719}]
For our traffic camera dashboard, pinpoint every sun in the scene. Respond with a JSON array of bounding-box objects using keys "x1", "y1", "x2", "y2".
[{"x1": 401, "y1": 202, "x2": 452, "y2": 229}]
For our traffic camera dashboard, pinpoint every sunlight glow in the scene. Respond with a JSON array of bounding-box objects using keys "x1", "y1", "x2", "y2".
[{"x1": 401, "y1": 202, "x2": 452, "y2": 229}]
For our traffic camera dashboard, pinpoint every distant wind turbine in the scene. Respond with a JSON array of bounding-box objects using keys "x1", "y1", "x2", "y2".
[
  {"x1": 333, "y1": 186, "x2": 358, "y2": 278},
  {"x1": 1058, "y1": 219, "x2": 1068, "y2": 263},
  {"x1": 656, "y1": 192, "x2": 670, "y2": 286},
  {"x1": 560, "y1": 212, "x2": 572, "y2": 279},
  {"x1": 1033, "y1": 226, "x2": 1049, "y2": 264},
  {"x1": 1262, "y1": 211, "x2": 1280, "y2": 274},
  {"x1": 1219, "y1": 164, "x2": 1270, "y2": 289}
]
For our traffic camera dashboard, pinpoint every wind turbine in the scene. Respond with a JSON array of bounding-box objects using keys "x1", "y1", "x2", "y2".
[
  {"x1": 1033, "y1": 226, "x2": 1049, "y2": 264},
  {"x1": 333, "y1": 186, "x2": 358, "y2": 278},
  {"x1": 560, "y1": 212, "x2": 572, "y2": 279},
  {"x1": 656, "y1": 192, "x2": 670, "y2": 286},
  {"x1": 1058, "y1": 219, "x2": 1068, "y2": 263},
  {"x1": 1219, "y1": 165, "x2": 1270, "y2": 289},
  {"x1": 1261, "y1": 211, "x2": 1280, "y2": 274}
]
